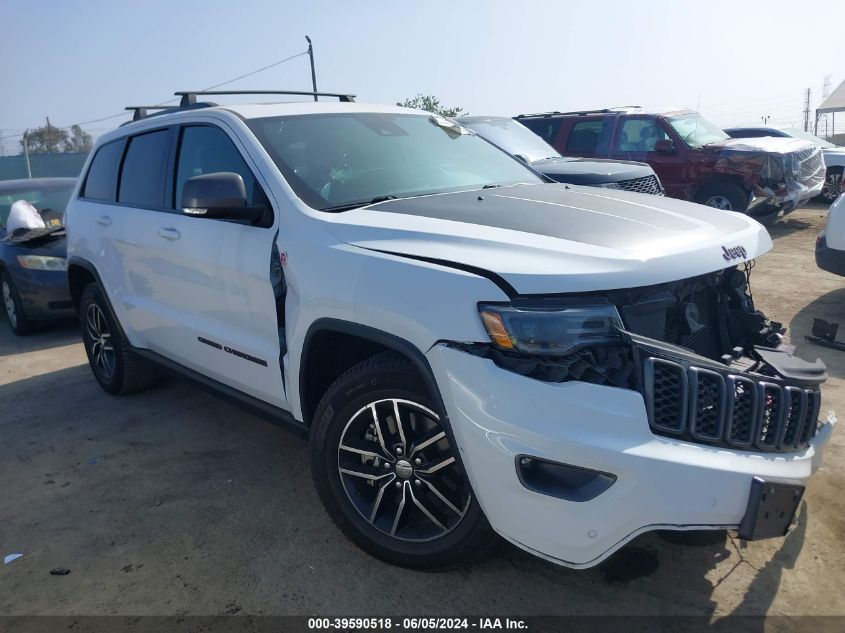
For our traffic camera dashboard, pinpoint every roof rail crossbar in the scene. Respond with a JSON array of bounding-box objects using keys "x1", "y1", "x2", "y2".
[
  {"x1": 175, "y1": 90, "x2": 356, "y2": 107},
  {"x1": 125, "y1": 106, "x2": 170, "y2": 122}
]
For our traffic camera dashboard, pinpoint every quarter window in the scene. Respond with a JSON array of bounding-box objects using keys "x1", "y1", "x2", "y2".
[
  {"x1": 118, "y1": 130, "x2": 170, "y2": 207},
  {"x1": 82, "y1": 140, "x2": 123, "y2": 201}
]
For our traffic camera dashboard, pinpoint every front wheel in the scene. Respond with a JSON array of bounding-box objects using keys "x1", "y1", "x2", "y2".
[
  {"x1": 821, "y1": 168, "x2": 843, "y2": 203},
  {"x1": 1, "y1": 271, "x2": 33, "y2": 335},
  {"x1": 310, "y1": 351, "x2": 495, "y2": 569},
  {"x1": 695, "y1": 183, "x2": 749, "y2": 212}
]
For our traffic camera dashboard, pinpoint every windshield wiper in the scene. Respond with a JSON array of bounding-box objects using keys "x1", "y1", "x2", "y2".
[
  {"x1": 320, "y1": 195, "x2": 398, "y2": 213},
  {"x1": 482, "y1": 183, "x2": 503, "y2": 189}
]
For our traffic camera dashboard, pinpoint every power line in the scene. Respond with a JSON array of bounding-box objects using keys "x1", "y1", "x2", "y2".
[{"x1": 0, "y1": 49, "x2": 309, "y2": 144}]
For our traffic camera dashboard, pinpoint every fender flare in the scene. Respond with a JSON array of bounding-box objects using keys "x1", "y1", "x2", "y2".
[{"x1": 299, "y1": 318, "x2": 445, "y2": 426}]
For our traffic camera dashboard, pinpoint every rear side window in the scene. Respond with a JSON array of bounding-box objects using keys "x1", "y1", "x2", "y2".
[
  {"x1": 519, "y1": 118, "x2": 562, "y2": 146},
  {"x1": 82, "y1": 140, "x2": 123, "y2": 201},
  {"x1": 566, "y1": 120, "x2": 610, "y2": 154},
  {"x1": 174, "y1": 125, "x2": 263, "y2": 208},
  {"x1": 118, "y1": 130, "x2": 170, "y2": 207}
]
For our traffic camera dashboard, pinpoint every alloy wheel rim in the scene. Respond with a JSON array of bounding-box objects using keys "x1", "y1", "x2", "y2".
[
  {"x1": 337, "y1": 398, "x2": 471, "y2": 542},
  {"x1": 706, "y1": 195, "x2": 733, "y2": 210},
  {"x1": 2, "y1": 281, "x2": 16, "y2": 328},
  {"x1": 822, "y1": 172, "x2": 843, "y2": 202},
  {"x1": 85, "y1": 303, "x2": 116, "y2": 379}
]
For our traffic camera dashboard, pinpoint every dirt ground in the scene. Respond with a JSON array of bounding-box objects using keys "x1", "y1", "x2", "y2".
[{"x1": 0, "y1": 204, "x2": 843, "y2": 617}]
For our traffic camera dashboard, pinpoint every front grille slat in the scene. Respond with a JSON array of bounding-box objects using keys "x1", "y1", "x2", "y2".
[
  {"x1": 616, "y1": 174, "x2": 664, "y2": 196},
  {"x1": 643, "y1": 357, "x2": 820, "y2": 453}
]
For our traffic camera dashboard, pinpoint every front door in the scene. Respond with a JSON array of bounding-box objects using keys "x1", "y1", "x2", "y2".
[{"x1": 148, "y1": 122, "x2": 286, "y2": 408}]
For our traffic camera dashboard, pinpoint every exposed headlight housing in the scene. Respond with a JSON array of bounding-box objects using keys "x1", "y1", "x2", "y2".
[
  {"x1": 478, "y1": 303, "x2": 624, "y2": 356},
  {"x1": 16, "y1": 255, "x2": 67, "y2": 271}
]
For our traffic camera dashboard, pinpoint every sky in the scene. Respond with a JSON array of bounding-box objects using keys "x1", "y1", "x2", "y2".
[{"x1": 1, "y1": 0, "x2": 844, "y2": 154}]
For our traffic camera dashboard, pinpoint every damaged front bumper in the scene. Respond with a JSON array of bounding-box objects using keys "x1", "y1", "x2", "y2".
[{"x1": 428, "y1": 336, "x2": 834, "y2": 569}]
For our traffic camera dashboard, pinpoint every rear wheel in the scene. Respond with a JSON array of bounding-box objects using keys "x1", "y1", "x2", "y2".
[
  {"x1": 80, "y1": 283, "x2": 157, "y2": 394},
  {"x1": 310, "y1": 351, "x2": 495, "y2": 569},
  {"x1": 695, "y1": 183, "x2": 749, "y2": 212},
  {"x1": 1, "y1": 271, "x2": 33, "y2": 335},
  {"x1": 821, "y1": 167, "x2": 843, "y2": 203}
]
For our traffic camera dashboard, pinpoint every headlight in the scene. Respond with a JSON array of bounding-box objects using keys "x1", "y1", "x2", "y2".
[
  {"x1": 596, "y1": 182, "x2": 622, "y2": 189},
  {"x1": 478, "y1": 303, "x2": 624, "y2": 356},
  {"x1": 16, "y1": 255, "x2": 67, "y2": 271}
]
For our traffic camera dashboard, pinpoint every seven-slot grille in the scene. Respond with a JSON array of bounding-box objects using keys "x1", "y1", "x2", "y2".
[
  {"x1": 616, "y1": 174, "x2": 664, "y2": 196},
  {"x1": 643, "y1": 357, "x2": 821, "y2": 452}
]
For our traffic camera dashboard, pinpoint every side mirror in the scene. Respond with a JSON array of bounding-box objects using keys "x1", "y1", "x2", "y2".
[
  {"x1": 180, "y1": 172, "x2": 263, "y2": 222},
  {"x1": 653, "y1": 139, "x2": 676, "y2": 155}
]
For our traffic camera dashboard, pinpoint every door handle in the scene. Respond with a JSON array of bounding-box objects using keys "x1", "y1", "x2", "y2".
[
  {"x1": 158, "y1": 228, "x2": 181, "y2": 241},
  {"x1": 94, "y1": 216, "x2": 112, "y2": 226}
]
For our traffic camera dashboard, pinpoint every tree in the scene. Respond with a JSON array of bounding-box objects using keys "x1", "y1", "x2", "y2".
[
  {"x1": 20, "y1": 121, "x2": 92, "y2": 154},
  {"x1": 64, "y1": 125, "x2": 93, "y2": 153},
  {"x1": 396, "y1": 94, "x2": 466, "y2": 117},
  {"x1": 21, "y1": 122, "x2": 68, "y2": 154}
]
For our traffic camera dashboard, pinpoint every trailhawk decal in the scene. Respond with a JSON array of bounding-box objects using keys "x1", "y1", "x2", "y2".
[{"x1": 197, "y1": 337, "x2": 268, "y2": 367}]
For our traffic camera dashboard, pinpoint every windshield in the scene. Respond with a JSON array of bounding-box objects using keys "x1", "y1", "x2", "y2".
[
  {"x1": 667, "y1": 113, "x2": 729, "y2": 148},
  {"x1": 459, "y1": 118, "x2": 561, "y2": 163},
  {"x1": 0, "y1": 183, "x2": 74, "y2": 228},
  {"x1": 780, "y1": 128, "x2": 837, "y2": 149},
  {"x1": 247, "y1": 113, "x2": 543, "y2": 211}
]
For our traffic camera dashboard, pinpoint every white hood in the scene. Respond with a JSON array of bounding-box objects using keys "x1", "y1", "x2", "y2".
[{"x1": 325, "y1": 184, "x2": 772, "y2": 295}]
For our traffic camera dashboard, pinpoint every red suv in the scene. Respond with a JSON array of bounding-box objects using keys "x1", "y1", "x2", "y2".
[{"x1": 517, "y1": 108, "x2": 825, "y2": 222}]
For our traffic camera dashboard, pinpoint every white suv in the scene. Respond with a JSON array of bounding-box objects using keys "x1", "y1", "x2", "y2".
[{"x1": 65, "y1": 91, "x2": 835, "y2": 570}]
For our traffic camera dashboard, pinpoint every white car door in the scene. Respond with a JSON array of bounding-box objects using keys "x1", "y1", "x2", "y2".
[{"x1": 146, "y1": 122, "x2": 287, "y2": 409}]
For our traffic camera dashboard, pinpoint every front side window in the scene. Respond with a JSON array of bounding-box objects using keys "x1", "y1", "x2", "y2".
[
  {"x1": 248, "y1": 113, "x2": 542, "y2": 211},
  {"x1": 82, "y1": 140, "x2": 123, "y2": 201},
  {"x1": 615, "y1": 118, "x2": 671, "y2": 153},
  {"x1": 174, "y1": 126, "x2": 264, "y2": 208},
  {"x1": 118, "y1": 130, "x2": 170, "y2": 207},
  {"x1": 666, "y1": 114, "x2": 728, "y2": 149}
]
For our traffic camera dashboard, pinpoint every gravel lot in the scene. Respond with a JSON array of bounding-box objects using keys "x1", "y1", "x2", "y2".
[{"x1": 1, "y1": 204, "x2": 843, "y2": 617}]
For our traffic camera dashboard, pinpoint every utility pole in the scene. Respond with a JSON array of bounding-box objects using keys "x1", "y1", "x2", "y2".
[
  {"x1": 23, "y1": 130, "x2": 32, "y2": 179},
  {"x1": 803, "y1": 88, "x2": 811, "y2": 132},
  {"x1": 305, "y1": 36, "x2": 318, "y2": 101}
]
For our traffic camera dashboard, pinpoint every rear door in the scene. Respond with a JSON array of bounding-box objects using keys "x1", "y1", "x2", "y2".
[
  {"x1": 560, "y1": 117, "x2": 613, "y2": 158},
  {"x1": 149, "y1": 122, "x2": 286, "y2": 408}
]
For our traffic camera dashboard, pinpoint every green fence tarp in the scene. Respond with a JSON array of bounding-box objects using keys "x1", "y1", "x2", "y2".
[{"x1": 0, "y1": 153, "x2": 88, "y2": 181}]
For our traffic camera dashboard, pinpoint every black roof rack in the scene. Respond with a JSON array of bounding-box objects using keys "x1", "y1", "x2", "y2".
[
  {"x1": 516, "y1": 106, "x2": 641, "y2": 119},
  {"x1": 123, "y1": 102, "x2": 218, "y2": 124},
  {"x1": 175, "y1": 90, "x2": 356, "y2": 107}
]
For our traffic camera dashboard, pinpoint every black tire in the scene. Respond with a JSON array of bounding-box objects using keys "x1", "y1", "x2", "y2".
[
  {"x1": 694, "y1": 182, "x2": 749, "y2": 212},
  {"x1": 1, "y1": 270, "x2": 33, "y2": 335},
  {"x1": 820, "y1": 167, "x2": 843, "y2": 203},
  {"x1": 310, "y1": 351, "x2": 495, "y2": 569},
  {"x1": 79, "y1": 282, "x2": 157, "y2": 395}
]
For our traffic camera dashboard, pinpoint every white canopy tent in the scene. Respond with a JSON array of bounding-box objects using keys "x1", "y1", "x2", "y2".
[{"x1": 815, "y1": 78, "x2": 845, "y2": 137}]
